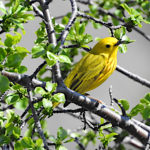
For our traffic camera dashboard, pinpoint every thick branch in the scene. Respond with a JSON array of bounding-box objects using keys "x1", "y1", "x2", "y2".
[
  {"x1": 39, "y1": 0, "x2": 57, "y2": 45},
  {"x1": 2, "y1": 70, "x2": 150, "y2": 145},
  {"x1": 1, "y1": 70, "x2": 46, "y2": 88},
  {"x1": 57, "y1": 86, "x2": 149, "y2": 145}
]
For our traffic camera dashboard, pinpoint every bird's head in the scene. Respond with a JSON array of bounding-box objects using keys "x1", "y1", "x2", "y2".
[{"x1": 90, "y1": 37, "x2": 120, "y2": 55}]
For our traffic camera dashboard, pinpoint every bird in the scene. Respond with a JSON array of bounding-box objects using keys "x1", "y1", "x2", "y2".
[{"x1": 64, "y1": 37, "x2": 121, "y2": 107}]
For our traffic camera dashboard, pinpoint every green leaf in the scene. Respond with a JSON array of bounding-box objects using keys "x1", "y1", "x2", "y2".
[
  {"x1": 5, "y1": 53, "x2": 23, "y2": 68},
  {"x1": 53, "y1": 93, "x2": 66, "y2": 103},
  {"x1": 12, "y1": 0, "x2": 20, "y2": 13},
  {"x1": 55, "y1": 24, "x2": 65, "y2": 33},
  {"x1": 17, "y1": 65, "x2": 27, "y2": 74},
  {"x1": 59, "y1": 55, "x2": 71, "y2": 64},
  {"x1": 46, "y1": 58, "x2": 57, "y2": 67},
  {"x1": 21, "y1": 137, "x2": 34, "y2": 149},
  {"x1": 121, "y1": 3, "x2": 131, "y2": 15},
  {"x1": 32, "y1": 45, "x2": 46, "y2": 58},
  {"x1": 79, "y1": 23, "x2": 85, "y2": 35},
  {"x1": 15, "y1": 46, "x2": 30, "y2": 53},
  {"x1": 20, "y1": 14, "x2": 34, "y2": 21},
  {"x1": 14, "y1": 97, "x2": 28, "y2": 110},
  {"x1": 57, "y1": 127, "x2": 68, "y2": 141},
  {"x1": 4, "y1": 34, "x2": 15, "y2": 47},
  {"x1": 5, "y1": 94, "x2": 20, "y2": 105},
  {"x1": 46, "y1": 51, "x2": 58, "y2": 66},
  {"x1": 0, "y1": 48, "x2": 7, "y2": 62},
  {"x1": 118, "y1": 44, "x2": 127, "y2": 53},
  {"x1": 92, "y1": 21, "x2": 102, "y2": 29},
  {"x1": 4, "y1": 33, "x2": 22, "y2": 47},
  {"x1": 105, "y1": 132, "x2": 118, "y2": 139},
  {"x1": 82, "y1": 34, "x2": 93, "y2": 44},
  {"x1": 42, "y1": 98, "x2": 52, "y2": 109},
  {"x1": 141, "y1": 105, "x2": 150, "y2": 120},
  {"x1": 140, "y1": 98, "x2": 150, "y2": 105},
  {"x1": 112, "y1": 17, "x2": 119, "y2": 26},
  {"x1": 49, "y1": 135, "x2": 57, "y2": 143},
  {"x1": 114, "y1": 27, "x2": 126, "y2": 39},
  {"x1": 36, "y1": 139, "x2": 43, "y2": 147},
  {"x1": 0, "y1": 135, "x2": 10, "y2": 146},
  {"x1": 89, "y1": 5, "x2": 98, "y2": 15},
  {"x1": 119, "y1": 99, "x2": 130, "y2": 111},
  {"x1": 56, "y1": 145, "x2": 68, "y2": 150},
  {"x1": 62, "y1": 16, "x2": 69, "y2": 25},
  {"x1": 14, "y1": 141, "x2": 24, "y2": 150},
  {"x1": 0, "y1": 1, "x2": 6, "y2": 14},
  {"x1": 100, "y1": 118, "x2": 105, "y2": 124},
  {"x1": 0, "y1": 75, "x2": 9, "y2": 93},
  {"x1": 46, "y1": 82, "x2": 57, "y2": 93},
  {"x1": 144, "y1": 93, "x2": 150, "y2": 102},
  {"x1": 34, "y1": 87, "x2": 46, "y2": 95},
  {"x1": 13, "y1": 126, "x2": 21, "y2": 139},
  {"x1": 130, "y1": 103, "x2": 144, "y2": 117}
]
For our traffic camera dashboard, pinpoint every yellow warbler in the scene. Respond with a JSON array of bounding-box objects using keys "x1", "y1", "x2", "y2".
[{"x1": 64, "y1": 37, "x2": 120, "y2": 99}]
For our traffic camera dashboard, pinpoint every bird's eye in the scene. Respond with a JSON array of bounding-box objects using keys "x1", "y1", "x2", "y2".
[{"x1": 106, "y1": 44, "x2": 110, "y2": 48}]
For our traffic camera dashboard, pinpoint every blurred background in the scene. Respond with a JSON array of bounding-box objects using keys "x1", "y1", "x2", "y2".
[{"x1": 1, "y1": 0, "x2": 150, "y2": 149}]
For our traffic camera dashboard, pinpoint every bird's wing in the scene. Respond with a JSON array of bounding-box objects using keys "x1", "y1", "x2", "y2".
[{"x1": 64, "y1": 53, "x2": 107, "y2": 94}]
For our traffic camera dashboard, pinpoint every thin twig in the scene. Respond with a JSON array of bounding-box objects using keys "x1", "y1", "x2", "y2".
[
  {"x1": 113, "y1": 98, "x2": 127, "y2": 117},
  {"x1": 76, "y1": 0, "x2": 92, "y2": 5},
  {"x1": 94, "y1": 122, "x2": 111, "y2": 131},
  {"x1": 53, "y1": 108, "x2": 86, "y2": 114},
  {"x1": 27, "y1": 88, "x2": 49, "y2": 150},
  {"x1": 21, "y1": 105, "x2": 30, "y2": 118},
  {"x1": 30, "y1": 61, "x2": 47, "y2": 79},
  {"x1": 116, "y1": 65, "x2": 150, "y2": 88},
  {"x1": 32, "y1": 4, "x2": 44, "y2": 19},
  {"x1": 63, "y1": 44, "x2": 91, "y2": 52},
  {"x1": 59, "y1": 0, "x2": 78, "y2": 46},
  {"x1": 29, "y1": 0, "x2": 37, "y2": 4},
  {"x1": 133, "y1": 27, "x2": 150, "y2": 41},
  {"x1": 1, "y1": 105, "x2": 14, "y2": 111},
  {"x1": 109, "y1": 85, "x2": 113, "y2": 106},
  {"x1": 74, "y1": 137, "x2": 85, "y2": 150},
  {"x1": 77, "y1": 11, "x2": 124, "y2": 30}
]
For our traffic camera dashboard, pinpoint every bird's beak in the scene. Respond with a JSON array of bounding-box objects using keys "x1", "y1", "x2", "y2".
[{"x1": 115, "y1": 39, "x2": 123, "y2": 46}]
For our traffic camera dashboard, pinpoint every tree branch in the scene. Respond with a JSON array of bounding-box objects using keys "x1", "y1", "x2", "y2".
[
  {"x1": 116, "y1": 65, "x2": 150, "y2": 88},
  {"x1": 59, "y1": 0, "x2": 78, "y2": 46},
  {"x1": 30, "y1": 61, "x2": 47, "y2": 79},
  {"x1": 53, "y1": 108, "x2": 86, "y2": 114},
  {"x1": 39, "y1": 0, "x2": 57, "y2": 45},
  {"x1": 27, "y1": 88, "x2": 49, "y2": 150},
  {"x1": 32, "y1": 4, "x2": 44, "y2": 19},
  {"x1": 77, "y1": 11, "x2": 123, "y2": 30}
]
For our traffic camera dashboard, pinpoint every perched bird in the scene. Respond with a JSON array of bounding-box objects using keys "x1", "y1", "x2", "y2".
[{"x1": 64, "y1": 37, "x2": 121, "y2": 106}]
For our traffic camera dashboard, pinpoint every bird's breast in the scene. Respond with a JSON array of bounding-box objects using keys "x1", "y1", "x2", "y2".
[{"x1": 96, "y1": 57, "x2": 117, "y2": 83}]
